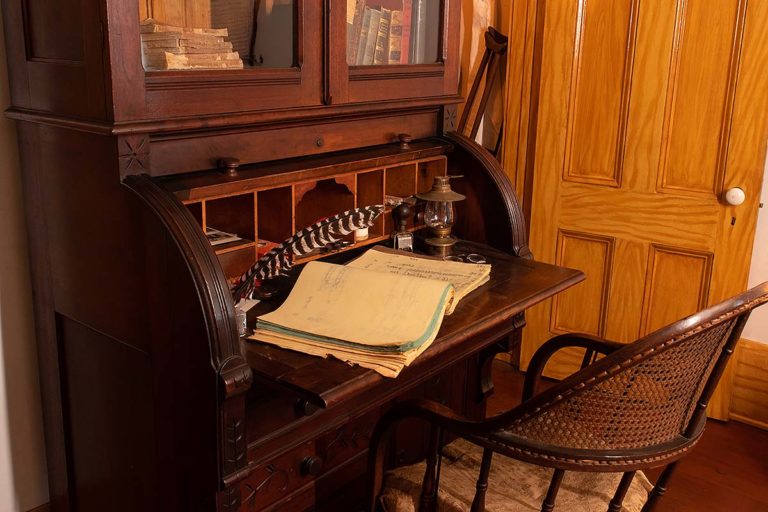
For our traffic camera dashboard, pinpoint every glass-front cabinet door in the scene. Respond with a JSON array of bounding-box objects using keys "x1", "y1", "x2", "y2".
[
  {"x1": 332, "y1": 0, "x2": 460, "y2": 104},
  {"x1": 127, "y1": 0, "x2": 458, "y2": 119},
  {"x1": 139, "y1": 0, "x2": 297, "y2": 71},
  {"x1": 345, "y1": 0, "x2": 440, "y2": 66},
  {"x1": 136, "y1": 0, "x2": 323, "y2": 117}
]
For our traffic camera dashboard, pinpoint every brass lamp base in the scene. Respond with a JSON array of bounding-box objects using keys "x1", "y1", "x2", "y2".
[{"x1": 424, "y1": 234, "x2": 458, "y2": 257}]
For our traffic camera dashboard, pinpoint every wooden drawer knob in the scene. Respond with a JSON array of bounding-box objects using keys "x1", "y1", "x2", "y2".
[
  {"x1": 218, "y1": 157, "x2": 241, "y2": 176},
  {"x1": 300, "y1": 456, "x2": 324, "y2": 476},
  {"x1": 295, "y1": 398, "x2": 319, "y2": 417}
]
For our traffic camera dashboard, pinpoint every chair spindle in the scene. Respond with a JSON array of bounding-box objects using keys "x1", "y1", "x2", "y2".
[
  {"x1": 641, "y1": 462, "x2": 678, "y2": 511},
  {"x1": 541, "y1": 469, "x2": 565, "y2": 512},
  {"x1": 608, "y1": 471, "x2": 636, "y2": 512},
  {"x1": 419, "y1": 425, "x2": 443, "y2": 512},
  {"x1": 470, "y1": 448, "x2": 494, "y2": 512}
]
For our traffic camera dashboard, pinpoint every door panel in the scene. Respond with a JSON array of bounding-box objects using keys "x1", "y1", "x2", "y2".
[
  {"x1": 552, "y1": 231, "x2": 614, "y2": 335},
  {"x1": 640, "y1": 245, "x2": 713, "y2": 335},
  {"x1": 525, "y1": 0, "x2": 768, "y2": 419},
  {"x1": 565, "y1": 0, "x2": 637, "y2": 186},
  {"x1": 660, "y1": 0, "x2": 742, "y2": 196}
]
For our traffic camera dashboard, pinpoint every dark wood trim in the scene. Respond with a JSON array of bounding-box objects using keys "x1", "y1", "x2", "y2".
[
  {"x1": 27, "y1": 503, "x2": 51, "y2": 512},
  {"x1": 446, "y1": 131, "x2": 532, "y2": 259},
  {"x1": 122, "y1": 175, "x2": 248, "y2": 388},
  {"x1": 6, "y1": 95, "x2": 464, "y2": 136},
  {"x1": 145, "y1": 69, "x2": 303, "y2": 91},
  {"x1": 521, "y1": 0, "x2": 548, "y2": 232},
  {"x1": 161, "y1": 139, "x2": 453, "y2": 200},
  {"x1": 16, "y1": 123, "x2": 71, "y2": 511},
  {"x1": 348, "y1": 64, "x2": 445, "y2": 81}
]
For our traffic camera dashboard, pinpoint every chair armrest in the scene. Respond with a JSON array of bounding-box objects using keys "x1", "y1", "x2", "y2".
[{"x1": 522, "y1": 333, "x2": 623, "y2": 402}]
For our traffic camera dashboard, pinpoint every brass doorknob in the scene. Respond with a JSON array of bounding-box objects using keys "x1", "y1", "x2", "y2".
[{"x1": 723, "y1": 187, "x2": 746, "y2": 206}]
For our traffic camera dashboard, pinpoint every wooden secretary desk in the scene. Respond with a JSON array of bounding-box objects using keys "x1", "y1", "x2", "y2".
[{"x1": 2, "y1": 1, "x2": 582, "y2": 510}]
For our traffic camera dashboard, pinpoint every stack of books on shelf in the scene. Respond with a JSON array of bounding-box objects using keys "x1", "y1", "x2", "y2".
[
  {"x1": 205, "y1": 227, "x2": 242, "y2": 246},
  {"x1": 140, "y1": 18, "x2": 244, "y2": 71},
  {"x1": 346, "y1": 0, "x2": 432, "y2": 65},
  {"x1": 248, "y1": 247, "x2": 491, "y2": 377}
]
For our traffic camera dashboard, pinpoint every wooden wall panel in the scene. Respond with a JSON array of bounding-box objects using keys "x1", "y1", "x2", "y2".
[
  {"x1": 658, "y1": 0, "x2": 744, "y2": 196},
  {"x1": 142, "y1": 0, "x2": 212, "y2": 28},
  {"x1": 140, "y1": 0, "x2": 150, "y2": 20},
  {"x1": 731, "y1": 338, "x2": 768, "y2": 430},
  {"x1": 640, "y1": 245, "x2": 712, "y2": 335},
  {"x1": 551, "y1": 231, "x2": 613, "y2": 335},
  {"x1": 565, "y1": 0, "x2": 637, "y2": 187},
  {"x1": 23, "y1": 0, "x2": 85, "y2": 62}
]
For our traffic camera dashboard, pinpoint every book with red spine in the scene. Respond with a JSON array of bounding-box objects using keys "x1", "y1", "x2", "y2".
[{"x1": 400, "y1": 0, "x2": 412, "y2": 64}]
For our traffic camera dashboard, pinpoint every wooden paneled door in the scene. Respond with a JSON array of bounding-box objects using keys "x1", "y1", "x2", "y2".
[{"x1": 524, "y1": 0, "x2": 768, "y2": 419}]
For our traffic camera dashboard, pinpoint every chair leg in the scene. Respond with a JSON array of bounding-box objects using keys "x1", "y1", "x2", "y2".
[
  {"x1": 419, "y1": 425, "x2": 443, "y2": 512},
  {"x1": 541, "y1": 469, "x2": 565, "y2": 512},
  {"x1": 366, "y1": 423, "x2": 391, "y2": 512},
  {"x1": 470, "y1": 448, "x2": 494, "y2": 512},
  {"x1": 641, "y1": 462, "x2": 679, "y2": 512},
  {"x1": 608, "y1": 471, "x2": 636, "y2": 512}
]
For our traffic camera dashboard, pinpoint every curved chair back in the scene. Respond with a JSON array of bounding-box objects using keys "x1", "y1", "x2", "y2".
[{"x1": 507, "y1": 283, "x2": 768, "y2": 452}]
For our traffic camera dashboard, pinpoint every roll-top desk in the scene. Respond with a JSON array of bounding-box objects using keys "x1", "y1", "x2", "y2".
[{"x1": 2, "y1": 1, "x2": 582, "y2": 510}]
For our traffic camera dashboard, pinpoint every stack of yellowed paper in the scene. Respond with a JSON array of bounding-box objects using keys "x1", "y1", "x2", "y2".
[
  {"x1": 140, "y1": 19, "x2": 244, "y2": 71},
  {"x1": 347, "y1": 246, "x2": 491, "y2": 315},
  {"x1": 248, "y1": 248, "x2": 491, "y2": 377}
]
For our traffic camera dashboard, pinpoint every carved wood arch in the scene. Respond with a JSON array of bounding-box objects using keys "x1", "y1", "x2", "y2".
[
  {"x1": 444, "y1": 132, "x2": 532, "y2": 259},
  {"x1": 123, "y1": 174, "x2": 252, "y2": 486}
]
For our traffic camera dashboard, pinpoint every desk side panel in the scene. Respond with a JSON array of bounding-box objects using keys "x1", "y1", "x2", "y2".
[{"x1": 16, "y1": 123, "x2": 231, "y2": 510}]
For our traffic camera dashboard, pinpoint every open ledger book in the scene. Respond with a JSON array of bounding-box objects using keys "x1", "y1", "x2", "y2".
[{"x1": 248, "y1": 248, "x2": 491, "y2": 377}]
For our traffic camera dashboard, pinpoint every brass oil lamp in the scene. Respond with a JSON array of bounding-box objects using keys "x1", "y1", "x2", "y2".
[{"x1": 415, "y1": 175, "x2": 465, "y2": 254}]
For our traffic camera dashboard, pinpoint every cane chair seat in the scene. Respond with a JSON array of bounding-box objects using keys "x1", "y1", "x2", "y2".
[
  {"x1": 380, "y1": 438, "x2": 653, "y2": 512},
  {"x1": 368, "y1": 282, "x2": 768, "y2": 512}
]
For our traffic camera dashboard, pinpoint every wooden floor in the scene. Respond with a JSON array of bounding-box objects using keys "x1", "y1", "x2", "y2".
[{"x1": 488, "y1": 361, "x2": 768, "y2": 512}]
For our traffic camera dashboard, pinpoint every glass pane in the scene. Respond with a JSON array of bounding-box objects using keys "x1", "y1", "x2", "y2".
[
  {"x1": 139, "y1": 0, "x2": 296, "y2": 71},
  {"x1": 346, "y1": 0, "x2": 441, "y2": 66}
]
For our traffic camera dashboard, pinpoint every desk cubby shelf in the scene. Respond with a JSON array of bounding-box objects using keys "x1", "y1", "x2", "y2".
[{"x1": 166, "y1": 151, "x2": 448, "y2": 282}]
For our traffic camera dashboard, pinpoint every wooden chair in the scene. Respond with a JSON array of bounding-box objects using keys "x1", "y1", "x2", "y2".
[
  {"x1": 368, "y1": 282, "x2": 768, "y2": 511},
  {"x1": 458, "y1": 26, "x2": 508, "y2": 157}
]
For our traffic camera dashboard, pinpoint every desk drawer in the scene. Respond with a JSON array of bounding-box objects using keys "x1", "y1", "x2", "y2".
[
  {"x1": 317, "y1": 409, "x2": 379, "y2": 473},
  {"x1": 224, "y1": 410, "x2": 378, "y2": 511},
  {"x1": 220, "y1": 440, "x2": 316, "y2": 511}
]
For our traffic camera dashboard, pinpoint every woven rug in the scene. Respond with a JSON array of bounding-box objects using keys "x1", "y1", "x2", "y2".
[{"x1": 380, "y1": 439, "x2": 653, "y2": 512}]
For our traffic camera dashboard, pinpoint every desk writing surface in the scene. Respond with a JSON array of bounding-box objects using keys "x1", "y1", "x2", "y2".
[{"x1": 242, "y1": 242, "x2": 584, "y2": 408}]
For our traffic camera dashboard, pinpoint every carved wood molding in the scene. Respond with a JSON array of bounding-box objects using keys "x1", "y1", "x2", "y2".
[
  {"x1": 220, "y1": 486, "x2": 241, "y2": 512},
  {"x1": 442, "y1": 105, "x2": 458, "y2": 133},
  {"x1": 444, "y1": 132, "x2": 532, "y2": 259},
  {"x1": 121, "y1": 175, "x2": 248, "y2": 384},
  {"x1": 240, "y1": 465, "x2": 291, "y2": 506},
  {"x1": 223, "y1": 402, "x2": 247, "y2": 474},
  {"x1": 118, "y1": 136, "x2": 151, "y2": 175}
]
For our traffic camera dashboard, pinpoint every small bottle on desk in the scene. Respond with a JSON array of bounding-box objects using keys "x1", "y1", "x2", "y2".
[{"x1": 391, "y1": 202, "x2": 414, "y2": 252}]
